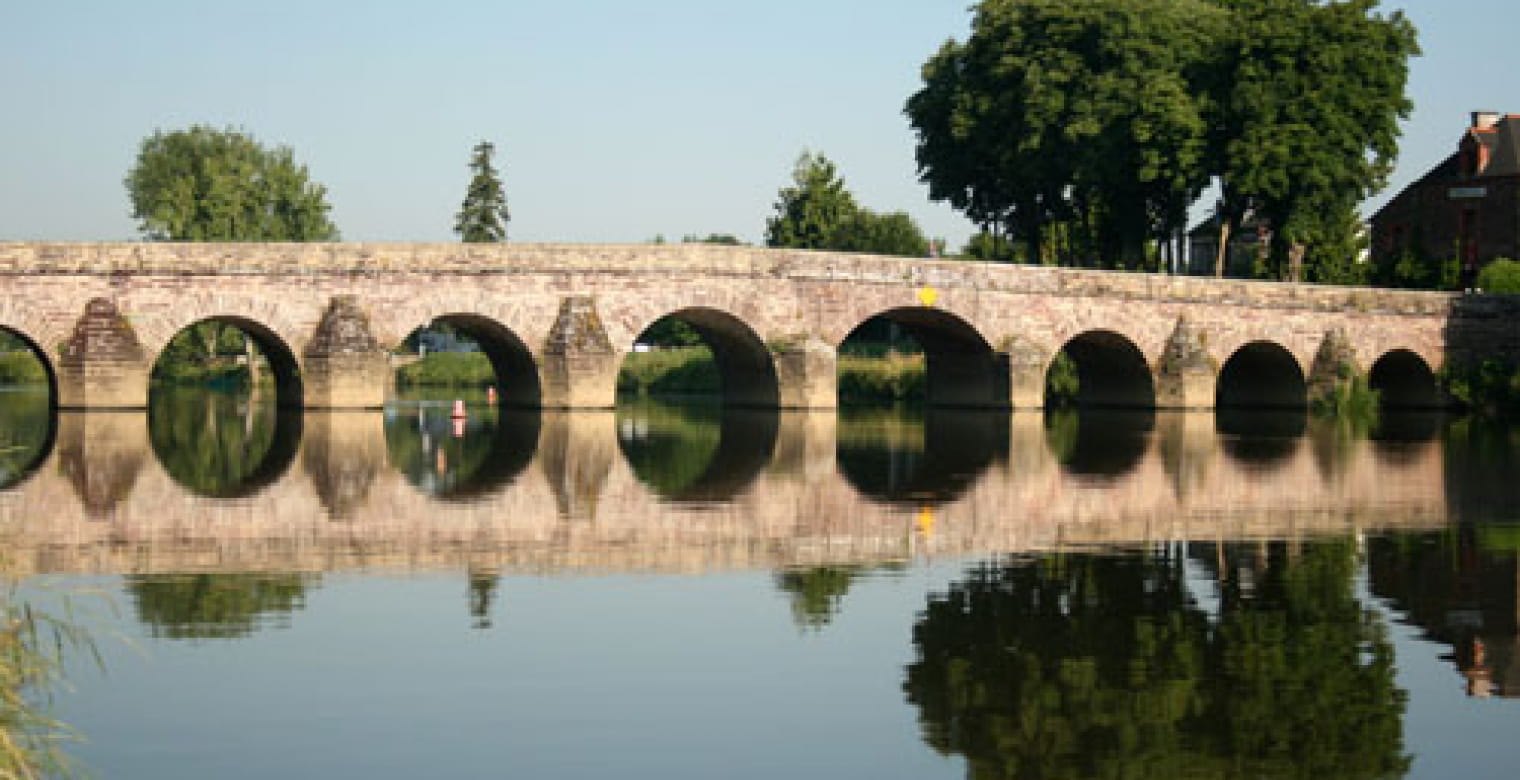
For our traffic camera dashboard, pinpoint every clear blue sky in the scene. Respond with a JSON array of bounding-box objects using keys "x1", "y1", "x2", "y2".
[{"x1": 1, "y1": 1, "x2": 1512, "y2": 249}]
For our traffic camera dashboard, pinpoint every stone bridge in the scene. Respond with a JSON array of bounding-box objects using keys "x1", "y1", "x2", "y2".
[{"x1": 2, "y1": 242, "x2": 1514, "y2": 410}]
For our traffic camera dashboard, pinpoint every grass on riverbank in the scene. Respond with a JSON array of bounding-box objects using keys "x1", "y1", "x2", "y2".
[{"x1": 394, "y1": 352, "x2": 497, "y2": 388}]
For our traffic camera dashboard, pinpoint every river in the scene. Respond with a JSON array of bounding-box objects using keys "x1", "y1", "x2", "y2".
[{"x1": 2, "y1": 386, "x2": 1518, "y2": 778}]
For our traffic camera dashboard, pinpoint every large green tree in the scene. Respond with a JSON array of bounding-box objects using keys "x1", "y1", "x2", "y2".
[
  {"x1": 1208, "y1": 0, "x2": 1418, "y2": 282},
  {"x1": 907, "y1": 0, "x2": 1417, "y2": 279},
  {"x1": 125, "y1": 125, "x2": 338, "y2": 241},
  {"x1": 907, "y1": 0, "x2": 1225, "y2": 268},
  {"x1": 765, "y1": 151, "x2": 930, "y2": 257},
  {"x1": 454, "y1": 140, "x2": 510, "y2": 243}
]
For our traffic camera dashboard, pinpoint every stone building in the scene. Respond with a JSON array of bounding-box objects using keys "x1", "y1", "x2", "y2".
[{"x1": 1371, "y1": 111, "x2": 1520, "y2": 285}]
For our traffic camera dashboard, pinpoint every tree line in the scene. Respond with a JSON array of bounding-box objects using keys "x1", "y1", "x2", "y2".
[{"x1": 123, "y1": 0, "x2": 1426, "y2": 286}]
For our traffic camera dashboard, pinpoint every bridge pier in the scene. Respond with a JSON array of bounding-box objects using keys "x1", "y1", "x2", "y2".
[
  {"x1": 1002, "y1": 337, "x2": 1051, "y2": 409},
  {"x1": 1155, "y1": 316, "x2": 1218, "y2": 409},
  {"x1": 539, "y1": 296, "x2": 620, "y2": 409},
  {"x1": 773, "y1": 336, "x2": 836, "y2": 408},
  {"x1": 57, "y1": 298, "x2": 150, "y2": 408},
  {"x1": 302, "y1": 296, "x2": 390, "y2": 409}
]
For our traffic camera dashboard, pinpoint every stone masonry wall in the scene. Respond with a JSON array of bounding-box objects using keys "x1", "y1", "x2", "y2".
[{"x1": 1, "y1": 242, "x2": 1504, "y2": 408}]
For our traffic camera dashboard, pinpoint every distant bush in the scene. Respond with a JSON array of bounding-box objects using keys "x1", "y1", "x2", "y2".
[
  {"x1": 837, "y1": 353, "x2": 925, "y2": 403},
  {"x1": 0, "y1": 350, "x2": 47, "y2": 385},
  {"x1": 618, "y1": 347, "x2": 720, "y2": 396},
  {"x1": 1476, "y1": 258, "x2": 1520, "y2": 293},
  {"x1": 395, "y1": 351, "x2": 496, "y2": 388}
]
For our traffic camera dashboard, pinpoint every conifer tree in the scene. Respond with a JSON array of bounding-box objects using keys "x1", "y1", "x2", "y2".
[{"x1": 454, "y1": 140, "x2": 510, "y2": 243}]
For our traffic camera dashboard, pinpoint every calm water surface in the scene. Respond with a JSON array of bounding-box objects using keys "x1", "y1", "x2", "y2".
[{"x1": 3, "y1": 388, "x2": 1520, "y2": 778}]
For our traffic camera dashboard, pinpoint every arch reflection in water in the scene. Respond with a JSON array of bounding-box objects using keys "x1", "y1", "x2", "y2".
[
  {"x1": 615, "y1": 399, "x2": 778, "y2": 503},
  {"x1": 837, "y1": 407, "x2": 1005, "y2": 505},
  {"x1": 0, "y1": 386, "x2": 55, "y2": 491},
  {"x1": 1045, "y1": 408, "x2": 1154, "y2": 479},
  {"x1": 148, "y1": 387, "x2": 301, "y2": 498},
  {"x1": 1214, "y1": 408, "x2": 1308, "y2": 471},
  {"x1": 0, "y1": 329, "x2": 55, "y2": 491},
  {"x1": 906, "y1": 541, "x2": 1409, "y2": 779},
  {"x1": 384, "y1": 388, "x2": 541, "y2": 500}
]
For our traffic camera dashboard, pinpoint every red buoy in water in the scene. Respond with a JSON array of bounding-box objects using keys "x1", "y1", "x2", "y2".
[{"x1": 451, "y1": 399, "x2": 467, "y2": 419}]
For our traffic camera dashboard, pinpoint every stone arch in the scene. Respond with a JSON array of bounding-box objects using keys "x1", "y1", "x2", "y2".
[
  {"x1": 841, "y1": 307, "x2": 1003, "y2": 407},
  {"x1": 1368, "y1": 349, "x2": 1440, "y2": 409},
  {"x1": 1052, "y1": 330, "x2": 1155, "y2": 408},
  {"x1": 626, "y1": 306, "x2": 779, "y2": 407},
  {"x1": 0, "y1": 324, "x2": 59, "y2": 405},
  {"x1": 0, "y1": 326, "x2": 57, "y2": 490},
  {"x1": 150, "y1": 315, "x2": 305, "y2": 409},
  {"x1": 416, "y1": 313, "x2": 543, "y2": 408},
  {"x1": 1216, "y1": 340, "x2": 1307, "y2": 409}
]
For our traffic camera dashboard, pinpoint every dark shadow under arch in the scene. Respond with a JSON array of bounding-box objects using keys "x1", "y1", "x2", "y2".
[
  {"x1": 1215, "y1": 408, "x2": 1307, "y2": 472},
  {"x1": 632, "y1": 307, "x2": 780, "y2": 407},
  {"x1": 428, "y1": 314, "x2": 542, "y2": 408},
  {"x1": 838, "y1": 408, "x2": 1005, "y2": 505},
  {"x1": 1216, "y1": 341, "x2": 1306, "y2": 409},
  {"x1": 1054, "y1": 330, "x2": 1155, "y2": 408},
  {"x1": 842, "y1": 308, "x2": 1004, "y2": 407},
  {"x1": 0, "y1": 327, "x2": 58, "y2": 490},
  {"x1": 1045, "y1": 408, "x2": 1154, "y2": 479},
  {"x1": 1369, "y1": 349, "x2": 1440, "y2": 409}
]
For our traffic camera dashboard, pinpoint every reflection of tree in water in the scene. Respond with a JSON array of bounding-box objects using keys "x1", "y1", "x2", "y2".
[
  {"x1": 774, "y1": 564, "x2": 904, "y2": 631},
  {"x1": 0, "y1": 388, "x2": 52, "y2": 490},
  {"x1": 616, "y1": 400, "x2": 777, "y2": 503},
  {"x1": 1442, "y1": 420, "x2": 1520, "y2": 523},
  {"x1": 1368, "y1": 526, "x2": 1520, "y2": 698},
  {"x1": 126, "y1": 572, "x2": 317, "y2": 640},
  {"x1": 838, "y1": 407, "x2": 1002, "y2": 504},
  {"x1": 905, "y1": 541, "x2": 1408, "y2": 779},
  {"x1": 149, "y1": 387, "x2": 297, "y2": 497}
]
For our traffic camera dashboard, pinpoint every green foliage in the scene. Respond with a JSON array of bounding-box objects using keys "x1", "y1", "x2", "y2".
[
  {"x1": 960, "y1": 230, "x2": 1015, "y2": 262},
  {"x1": 1209, "y1": 0, "x2": 1417, "y2": 281},
  {"x1": 454, "y1": 140, "x2": 510, "y2": 243},
  {"x1": 148, "y1": 387, "x2": 284, "y2": 495},
  {"x1": 1045, "y1": 351, "x2": 1080, "y2": 406},
  {"x1": 615, "y1": 399, "x2": 723, "y2": 497},
  {"x1": 681, "y1": 233, "x2": 743, "y2": 245},
  {"x1": 1, "y1": 579, "x2": 96, "y2": 779},
  {"x1": 617, "y1": 347, "x2": 721, "y2": 396},
  {"x1": 0, "y1": 388, "x2": 51, "y2": 490},
  {"x1": 765, "y1": 151, "x2": 859, "y2": 250},
  {"x1": 1441, "y1": 359, "x2": 1520, "y2": 418},
  {"x1": 908, "y1": 0, "x2": 1227, "y2": 267},
  {"x1": 908, "y1": 0, "x2": 1418, "y2": 277},
  {"x1": 151, "y1": 321, "x2": 262, "y2": 388},
  {"x1": 125, "y1": 125, "x2": 338, "y2": 241},
  {"x1": 395, "y1": 351, "x2": 497, "y2": 388},
  {"x1": 1476, "y1": 258, "x2": 1520, "y2": 293},
  {"x1": 836, "y1": 353, "x2": 925, "y2": 404},
  {"x1": 0, "y1": 350, "x2": 46, "y2": 386},
  {"x1": 1310, "y1": 370, "x2": 1380, "y2": 422},
  {"x1": 638, "y1": 317, "x2": 704, "y2": 348},
  {"x1": 765, "y1": 151, "x2": 929, "y2": 257},
  {"x1": 775, "y1": 567, "x2": 862, "y2": 630},
  {"x1": 126, "y1": 572, "x2": 314, "y2": 640},
  {"x1": 905, "y1": 542, "x2": 1409, "y2": 779}
]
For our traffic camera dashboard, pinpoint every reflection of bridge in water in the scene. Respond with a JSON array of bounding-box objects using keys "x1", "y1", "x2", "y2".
[{"x1": 0, "y1": 408, "x2": 1451, "y2": 576}]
